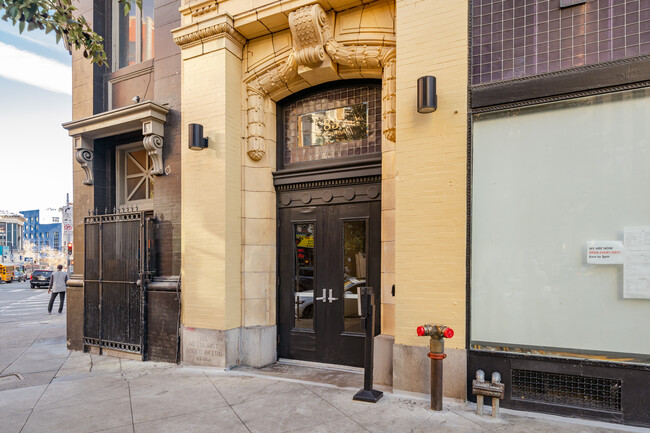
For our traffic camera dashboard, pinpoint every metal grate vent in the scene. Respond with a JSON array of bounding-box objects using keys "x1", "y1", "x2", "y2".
[
  {"x1": 511, "y1": 369, "x2": 622, "y2": 412},
  {"x1": 84, "y1": 337, "x2": 142, "y2": 354}
]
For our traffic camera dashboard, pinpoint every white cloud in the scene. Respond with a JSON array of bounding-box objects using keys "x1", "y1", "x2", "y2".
[{"x1": 0, "y1": 41, "x2": 71, "y2": 95}]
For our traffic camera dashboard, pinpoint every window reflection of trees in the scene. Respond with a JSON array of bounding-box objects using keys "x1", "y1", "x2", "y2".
[{"x1": 300, "y1": 103, "x2": 368, "y2": 147}]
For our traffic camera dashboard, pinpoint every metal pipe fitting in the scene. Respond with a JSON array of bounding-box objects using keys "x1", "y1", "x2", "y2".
[
  {"x1": 472, "y1": 369, "x2": 505, "y2": 417},
  {"x1": 416, "y1": 323, "x2": 454, "y2": 411}
]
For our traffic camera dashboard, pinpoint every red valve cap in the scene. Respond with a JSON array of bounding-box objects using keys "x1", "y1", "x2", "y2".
[
  {"x1": 443, "y1": 327, "x2": 454, "y2": 339},
  {"x1": 416, "y1": 326, "x2": 425, "y2": 336}
]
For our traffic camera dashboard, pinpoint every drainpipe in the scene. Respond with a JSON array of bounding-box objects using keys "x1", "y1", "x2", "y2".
[{"x1": 416, "y1": 324, "x2": 454, "y2": 411}]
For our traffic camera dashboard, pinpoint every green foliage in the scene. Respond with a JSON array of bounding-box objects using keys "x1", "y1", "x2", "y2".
[{"x1": 0, "y1": 0, "x2": 141, "y2": 66}]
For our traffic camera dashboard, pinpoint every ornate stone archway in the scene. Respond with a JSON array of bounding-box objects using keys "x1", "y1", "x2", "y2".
[{"x1": 242, "y1": 3, "x2": 396, "y2": 161}]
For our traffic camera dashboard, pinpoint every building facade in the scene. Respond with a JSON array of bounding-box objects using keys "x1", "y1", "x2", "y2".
[
  {"x1": 63, "y1": 0, "x2": 649, "y2": 427},
  {"x1": 0, "y1": 212, "x2": 25, "y2": 262},
  {"x1": 469, "y1": 0, "x2": 650, "y2": 425},
  {"x1": 21, "y1": 209, "x2": 64, "y2": 252}
]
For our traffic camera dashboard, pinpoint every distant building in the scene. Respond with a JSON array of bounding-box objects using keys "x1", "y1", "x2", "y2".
[
  {"x1": 0, "y1": 211, "x2": 25, "y2": 262},
  {"x1": 21, "y1": 209, "x2": 63, "y2": 252}
]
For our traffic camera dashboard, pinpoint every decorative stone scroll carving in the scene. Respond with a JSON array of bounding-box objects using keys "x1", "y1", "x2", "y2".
[
  {"x1": 244, "y1": 53, "x2": 298, "y2": 161},
  {"x1": 143, "y1": 134, "x2": 164, "y2": 175},
  {"x1": 255, "y1": 52, "x2": 298, "y2": 96},
  {"x1": 73, "y1": 135, "x2": 94, "y2": 185},
  {"x1": 142, "y1": 119, "x2": 165, "y2": 175},
  {"x1": 246, "y1": 88, "x2": 266, "y2": 161},
  {"x1": 288, "y1": 4, "x2": 332, "y2": 69},
  {"x1": 325, "y1": 40, "x2": 392, "y2": 70},
  {"x1": 75, "y1": 149, "x2": 94, "y2": 185},
  {"x1": 382, "y1": 49, "x2": 396, "y2": 143}
]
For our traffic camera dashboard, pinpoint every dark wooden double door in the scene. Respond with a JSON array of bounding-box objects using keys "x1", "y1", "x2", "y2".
[{"x1": 278, "y1": 200, "x2": 380, "y2": 367}]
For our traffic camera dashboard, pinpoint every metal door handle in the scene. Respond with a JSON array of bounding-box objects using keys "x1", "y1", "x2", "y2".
[
  {"x1": 315, "y1": 289, "x2": 327, "y2": 303},
  {"x1": 328, "y1": 289, "x2": 339, "y2": 303}
]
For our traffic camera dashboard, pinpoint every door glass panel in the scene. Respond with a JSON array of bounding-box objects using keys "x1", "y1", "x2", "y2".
[
  {"x1": 343, "y1": 220, "x2": 366, "y2": 334},
  {"x1": 294, "y1": 223, "x2": 315, "y2": 330}
]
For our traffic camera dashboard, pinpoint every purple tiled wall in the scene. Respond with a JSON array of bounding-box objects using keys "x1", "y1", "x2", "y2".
[{"x1": 472, "y1": 0, "x2": 650, "y2": 85}]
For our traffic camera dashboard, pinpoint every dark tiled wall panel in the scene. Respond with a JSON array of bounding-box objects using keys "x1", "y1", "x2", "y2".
[{"x1": 472, "y1": 0, "x2": 650, "y2": 84}]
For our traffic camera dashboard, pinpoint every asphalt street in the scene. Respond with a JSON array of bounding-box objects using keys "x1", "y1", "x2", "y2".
[{"x1": 0, "y1": 280, "x2": 56, "y2": 325}]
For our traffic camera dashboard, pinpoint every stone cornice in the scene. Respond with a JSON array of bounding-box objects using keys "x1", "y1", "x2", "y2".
[
  {"x1": 62, "y1": 101, "x2": 169, "y2": 139},
  {"x1": 173, "y1": 19, "x2": 247, "y2": 50},
  {"x1": 179, "y1": 0, "x2": 219, "y2": 20},
  {"x1": 64, "y1": 101, "x2": 170, "y2": 186}
]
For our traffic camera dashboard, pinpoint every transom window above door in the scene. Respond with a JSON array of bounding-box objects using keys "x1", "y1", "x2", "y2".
[{"x1": 281, "y1": 82, "x2": 382, "y2": 167}]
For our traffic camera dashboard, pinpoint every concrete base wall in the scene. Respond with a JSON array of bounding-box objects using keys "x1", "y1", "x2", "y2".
[
  {"x1": 181, "y1": 325, "x2": 276, "y2": 368},
  {"x1": 374, "y1": 334, "x2": 394, "y2": 387},
  {"x1": 66, "y1": 283, "x2": 84, "y2": 351},
  {"x1": 240, "y1": 325, "x2": 277, "y2": 367},
  {"x1": 393, "y1": 344, "x2": 466, "y2": 401}
]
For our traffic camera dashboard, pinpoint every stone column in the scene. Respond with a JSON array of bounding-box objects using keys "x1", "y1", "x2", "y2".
[{"x1": 174, "y1": 14, "x2": 246, "y2": 368}]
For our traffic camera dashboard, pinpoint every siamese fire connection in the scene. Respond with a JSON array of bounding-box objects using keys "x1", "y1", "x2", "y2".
[{"x1": 416, "y1": 324, "x2": 454, "y2": 411}]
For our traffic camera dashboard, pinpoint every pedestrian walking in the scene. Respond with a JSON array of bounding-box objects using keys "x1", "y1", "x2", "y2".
[{"x1": 48, "y1": 264, "x2": 68, "y2": 314}]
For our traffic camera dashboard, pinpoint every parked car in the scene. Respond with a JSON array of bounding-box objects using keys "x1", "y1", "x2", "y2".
[
  {"x1": 14, "y1": 265, "x2": 27, "y2": 282},
  {"x1": 30, "y1": 270, "x2": 53, "y2": 289}
]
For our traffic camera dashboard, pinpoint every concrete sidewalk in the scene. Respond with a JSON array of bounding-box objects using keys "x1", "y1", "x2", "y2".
[{"x1": 0, "y1": 314, "x2": 648, "y2": 432}]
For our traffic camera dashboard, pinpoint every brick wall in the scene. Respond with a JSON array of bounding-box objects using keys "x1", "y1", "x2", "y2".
[{"x1": 395, "y1": 0, "x2": 468, "y2": 349}]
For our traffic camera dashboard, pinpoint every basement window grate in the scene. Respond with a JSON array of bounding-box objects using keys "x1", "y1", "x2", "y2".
[{"x1": 511, "y1": 369, "x2": 622, "y2": 412}]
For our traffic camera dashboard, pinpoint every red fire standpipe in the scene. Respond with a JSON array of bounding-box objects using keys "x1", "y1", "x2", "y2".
[{"x1": 416, "y1": 324, "x2": 454, "y2": 411}]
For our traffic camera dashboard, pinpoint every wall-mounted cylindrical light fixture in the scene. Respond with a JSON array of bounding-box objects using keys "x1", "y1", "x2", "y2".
[
  {"x1": 417, "y1": 76, "x2": 437, "y2": 113},
  {"x1": 188, "y1": 123, "x2": 208, "y2": 150}
]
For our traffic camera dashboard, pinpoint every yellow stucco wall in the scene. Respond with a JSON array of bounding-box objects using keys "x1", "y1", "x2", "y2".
[
  {"x1": 394, "y1": 0, "x2": 468, "y2": 349},
  {"x1": 180, "y1": 40, "x2": 243, "y2": 331}
]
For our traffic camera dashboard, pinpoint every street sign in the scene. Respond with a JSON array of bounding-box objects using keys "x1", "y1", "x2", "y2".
[{"x1": 63, "y1": 206, "x2": 73, "y2": 234}]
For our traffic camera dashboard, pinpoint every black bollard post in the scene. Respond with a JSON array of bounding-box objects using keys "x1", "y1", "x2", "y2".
[{"x1": 353, "y1": 286, "x2": 383, "y2": 403}]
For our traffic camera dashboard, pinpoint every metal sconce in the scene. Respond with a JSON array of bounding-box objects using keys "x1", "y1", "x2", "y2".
[
  {"x1": 188, "y1": 123, "x2": 208, "y2": 150},
  {"x1": 417, "y1": 76, "x2": 437, "y2": 113}
]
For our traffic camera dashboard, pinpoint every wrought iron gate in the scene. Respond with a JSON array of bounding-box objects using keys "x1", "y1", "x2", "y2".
[{"x1": 83, "y1": 210, "x2": 155, "y2": 357}]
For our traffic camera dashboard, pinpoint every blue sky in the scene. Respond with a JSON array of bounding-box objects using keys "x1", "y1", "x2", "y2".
[{"x1": 0, "y1": 19, "x2": 73, "y2": 213}]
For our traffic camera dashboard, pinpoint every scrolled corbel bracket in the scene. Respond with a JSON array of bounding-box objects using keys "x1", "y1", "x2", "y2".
[
  {"x1": 288, "y1": 4, "x2": 338, "y2": 82},
  {"x1": 246, "y1": 87, "x2": 266, "y2": 161},
  {"x1": 244, "y1": 53, "x2": 298, "y2": 161},
  {"x1": 73, "y1": 135, "x2": 94, "y2": 185},
  {"x1": 381, "y1": 48, "x2": 396, "y2": 143},
  {"x1": 142, "y1": 119, "x2": 165, "y2": 175}
]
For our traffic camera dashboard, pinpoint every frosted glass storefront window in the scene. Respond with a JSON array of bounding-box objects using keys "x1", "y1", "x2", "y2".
[{"x1": 471, "y1": 88, "x2": 650, "y2": 361}]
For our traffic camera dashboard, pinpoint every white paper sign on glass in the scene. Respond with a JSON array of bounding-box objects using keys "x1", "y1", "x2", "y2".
[
  {"x1": 586, "y1": 241, "x2": 625, "y2": 264},
  {"x1": 624, "y1": 227, "x2": 650, "y2": 299}
]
